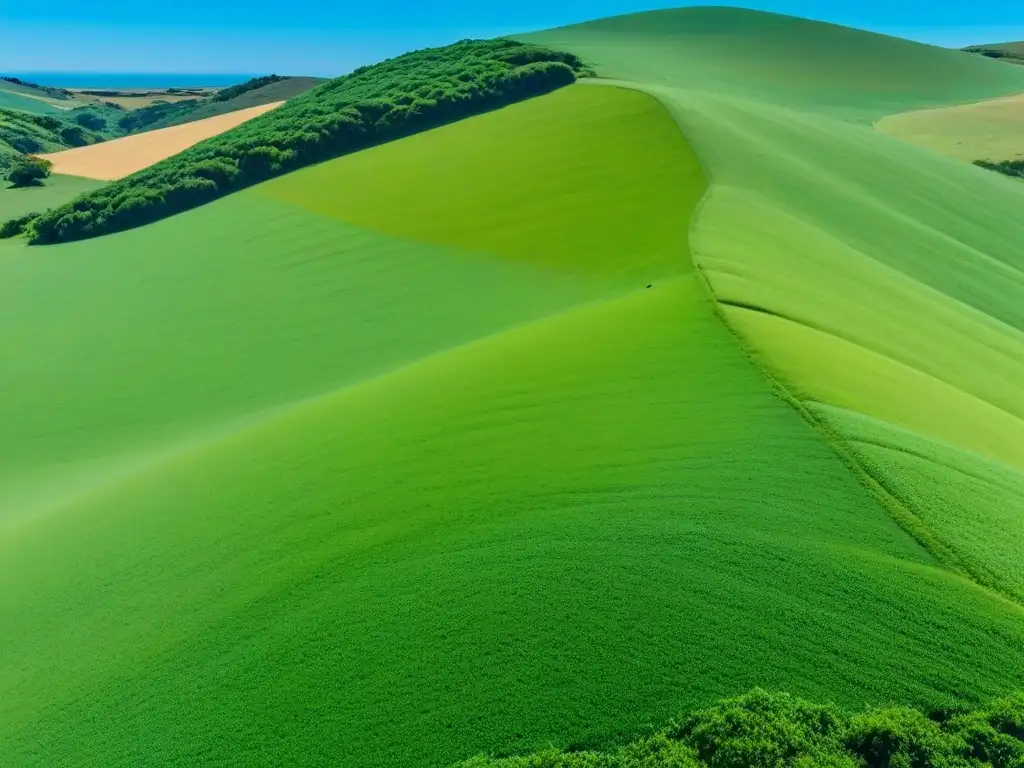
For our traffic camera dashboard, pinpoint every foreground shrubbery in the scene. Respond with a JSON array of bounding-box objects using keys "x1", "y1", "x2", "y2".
[
  {"x1": 26, "y1": 39, "x2": 589, "y2": 244},
  {"x1": 456, "y1": 689, "x2": 1024, "y2": 767},
  {"x1": 974, "y1": 159, "x2": 1024, "y2": 179}
]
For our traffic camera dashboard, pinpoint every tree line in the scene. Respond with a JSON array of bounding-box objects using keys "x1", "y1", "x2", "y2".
[{"x1": 24, "y1": 39, "x2": 590, "y2": 244}]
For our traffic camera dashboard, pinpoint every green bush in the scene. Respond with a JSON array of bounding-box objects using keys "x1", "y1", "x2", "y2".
[
  {"x1": 456, "y1": 689, "x2": 1024, "y2": 768},
  {"x1": 7, "y1": 156, "x2": 51, "y2": 187},
  {"x1": 0, "y1": 211, "x2": 39, "y2": 238},
  {"x1": 74, "y1": 111, "x2": 107, "y2": 131},
  {"x1": 29, "y1": 38, "x2": 589, "y2": 244}
]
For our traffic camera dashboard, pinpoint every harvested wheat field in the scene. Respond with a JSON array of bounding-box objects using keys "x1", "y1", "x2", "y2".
[
  {"x1": 39, "y1": 102, "x2": 283, "y2": 180},
  {"x1": 877, "y1": 92, "x2": 1024, "y2": 162}
]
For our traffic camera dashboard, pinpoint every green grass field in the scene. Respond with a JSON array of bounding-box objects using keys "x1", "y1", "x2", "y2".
[
  {"x1": 0, "y1": 86, "x2": 67, "y2": 115},
  {"x1": 3, "y1": 7, "x2": 1024, "y2": 768},
  {"x1": 526, "y1": 7, "x2": 1024, "y2": 603},
  {"x1": 0, "y1": 173, "x2": 104, "y2": 219}
]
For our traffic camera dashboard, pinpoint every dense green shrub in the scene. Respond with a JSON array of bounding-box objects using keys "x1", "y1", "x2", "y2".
[
  {"x1": 7, "y1": 156, "x2": 51, "y2": 187},
  {"x1": 74, "y1": 111, "x2": 107, "y2": 131},
  {"x1": 0, "y1": 211, "x2": 39, "y2": 238},
  {"x1": 211, "y1": 75, "x2": 287, "y2": 102},
  {"x1": 29, "y1": 38, "x2": 589, "y2": 244},
  {"x1": 456, "y1": 689, "x2": 1024, "y2": 768},
  {"x1": 672, "y1": 689, "x2": 852, "y2": 768},
  {"x1": 973, "y1": 159, "x2": 1024, "y2": 178}
]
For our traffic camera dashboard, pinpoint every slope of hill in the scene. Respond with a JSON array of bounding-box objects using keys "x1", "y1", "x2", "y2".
[
  {"x1": 0, "y1": 87, "x2": 67, "y2": 115},
  {"x1": 4, "y1": 7, "x2": 1024, "y2": 768},
  {"x1": 39, "y1": 101, "x2": 283, "y2": 180},
  {"x1": 139, "y1": 76, "x2": 327, "y2": 130},
  {"x1": 4, "y1": 78, "x2": 1024, "y2": 768},
  {"x1": 115, "y1": 76, "x2": 326, "y2": 133},
  {"x1": 525, "y1": 6, "x2": 1024, "y2": 603}
]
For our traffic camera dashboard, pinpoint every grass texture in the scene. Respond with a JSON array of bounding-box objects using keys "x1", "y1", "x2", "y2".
[
  {"x1": 525, "y1": 7, "x2": 1024, "y2": 601},
  {"x1": 5, "y1": 82, "x2": 1024, "y2": 767},
  {"x1": 0, "y1": 172, "x2": 104, "y2": 220}
]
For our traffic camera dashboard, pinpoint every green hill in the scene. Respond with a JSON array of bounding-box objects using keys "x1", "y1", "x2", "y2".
[
  {"x1": 525, "y1": 6, "x2": 1024, "y2": 606},
  {"x1": 964, "y1": 42, "x2": 1024, "y2": 64},
  {"x1": 0, "y1": 87, "x2": 67, "y2": 115},
  {"x1": 115, "y1": 75, "x2": 328, "y2": 133},
  {"x1": 2, "y1": 6, "x2": 1024, "y2": 768}
]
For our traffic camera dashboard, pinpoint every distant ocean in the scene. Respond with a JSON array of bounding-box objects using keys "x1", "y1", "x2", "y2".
[{"x1": 2, "y1": 73, "x2": 261, "y2": 89}]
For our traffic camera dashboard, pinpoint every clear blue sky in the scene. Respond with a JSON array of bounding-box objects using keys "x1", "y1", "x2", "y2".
[{"x1": 4, "y1": 0, "x2": 1024, "y2": 76}]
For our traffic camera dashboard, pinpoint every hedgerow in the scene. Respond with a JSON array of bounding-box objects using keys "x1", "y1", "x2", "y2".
[
  {"x1": 455, "y1": 689, "x2": 1024, "y2": 768},
  {"x1": 27, "y1": 39, "x2": 590, "y2": 244}
]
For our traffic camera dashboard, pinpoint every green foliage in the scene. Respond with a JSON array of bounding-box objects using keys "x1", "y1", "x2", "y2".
[
  {"x1": 459, "y1": 690, "x2": 1024, "y2": 768},
  {"x1": 73, "y1": 110, "x2": 107, "y2": 131},
  {"x1": 7, "y1": 155, "x2": 51, "y2": 187},
  {"x1": 116, "y1": 99, "x2": 204, "y2": 133},
  {"x1": 210, "y1": 74, "x2": 286, "y2": 102},
  {"x1": 973, "y1": 159, "x2": 1024, "y2": 178},
  {"x1": 0, "y1": 211, "x2": 38, "y2": 238},
  {"x1": 671, "y1": 690, "x2": 853, "y2": 768},
  {"x1": 0, "y1": 106, "x2": 114, "y2": 164},
  {"x1": 30, "y1": 38, "x2": 586, "y2": 243}
]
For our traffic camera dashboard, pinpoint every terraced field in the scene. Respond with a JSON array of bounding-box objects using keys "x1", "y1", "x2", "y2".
[{"x1": 3, "y1": 7, "x2": 1024, "y2": 768}]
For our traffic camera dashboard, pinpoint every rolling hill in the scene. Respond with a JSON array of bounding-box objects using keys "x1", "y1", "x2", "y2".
[{"x1": 2, "y1": 7, "x2": 1024, "y2": 768}]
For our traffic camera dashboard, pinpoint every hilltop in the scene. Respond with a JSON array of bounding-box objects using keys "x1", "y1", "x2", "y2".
[{"x1": 1, "y1": 7, "x2": 1023, "y2": 768}]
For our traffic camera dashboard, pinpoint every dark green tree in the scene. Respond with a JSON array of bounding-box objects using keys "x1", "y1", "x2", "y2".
[{"x1": 7, "y1": 156, "x2": 51, "y2": 187}]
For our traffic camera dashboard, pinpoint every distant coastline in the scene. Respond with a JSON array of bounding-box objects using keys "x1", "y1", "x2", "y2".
[{"x1": 2, "y1": 72, "x2": 261, "y2": 89}]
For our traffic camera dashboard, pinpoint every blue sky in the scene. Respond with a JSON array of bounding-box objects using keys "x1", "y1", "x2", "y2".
[{"x1": 4, "y1": 0, "x2": 1024, "y2": 76}]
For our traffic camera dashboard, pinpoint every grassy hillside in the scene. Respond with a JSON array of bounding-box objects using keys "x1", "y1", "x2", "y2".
[
  {"x1": 26, "y1": 39, "x2": 587, "y2": 243},
  {"x1": 116, "y1": 76, "x2": 326, "y2": 133},
  {"x1": 964, "y1": 42, "x2": 1024, "y2": 64},
  {"x1": 527, "y1": 7, "x2": 1024, "y2": 121},
  {"x1": 525, "y1": 6, "x2": 1024, "y2": 603},
  {"x1": 0, "y1": 107, "x2": 114, "y2": 180},
  {"x1": 6, "y1": 82, "x2": 1024, "y2": 768},
  {"x1": 0, "y1": 173, "x2": 104, "y2": 220},
  {"x1": 0, "y1": 87, "x2": 67, "y2": 115},
  {"x1": 133, "y1": 76, "x2": 327, "y2": 130}
]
